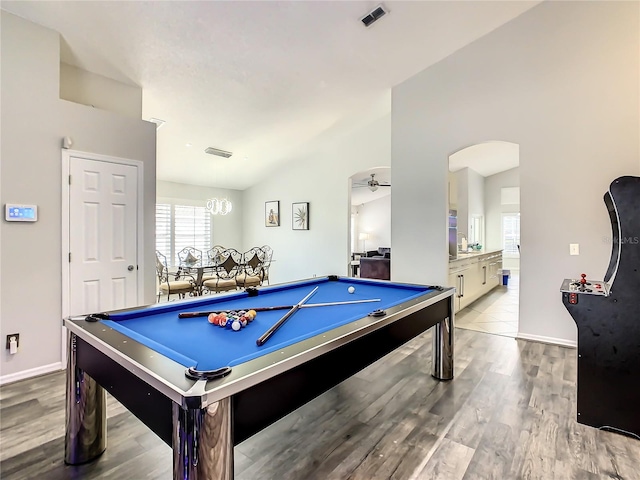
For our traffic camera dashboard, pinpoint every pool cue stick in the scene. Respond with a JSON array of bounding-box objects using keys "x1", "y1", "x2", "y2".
[
  {"x1": 178, "y1": 298, "x2": 381, "y2": 318},
  {"x1": 256, "y1": 287, "x2": 318, "y2": 346}
]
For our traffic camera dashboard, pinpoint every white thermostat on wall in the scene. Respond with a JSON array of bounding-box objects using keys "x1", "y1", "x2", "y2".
[{"x1": 5, "y1": 204, "x2": 38, "y2": 222}]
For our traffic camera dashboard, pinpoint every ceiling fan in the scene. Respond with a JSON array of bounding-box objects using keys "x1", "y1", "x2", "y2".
[{"x1": 353, "y1": 173, "x2": 391, "y2": 192}]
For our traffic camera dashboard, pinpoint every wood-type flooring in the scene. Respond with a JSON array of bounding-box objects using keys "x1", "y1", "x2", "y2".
[{"x1": 1, "y1": 328, "x2": 639, "y2": 479}]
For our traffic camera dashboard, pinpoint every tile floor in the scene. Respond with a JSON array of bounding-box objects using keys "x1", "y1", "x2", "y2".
[{"x1": 456, "y1": 270, "x2": 519, "y2": 337}]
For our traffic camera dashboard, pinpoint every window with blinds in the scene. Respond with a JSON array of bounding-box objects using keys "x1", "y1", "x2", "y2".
[
  {"x1": 502, "y1": 213, "x2": 520, "y2": 256},
  {"x1": 155, "y1": 203, "x2": 172, "y2": 261},
  {"x1": 155, "y1": 203, "x2": 211, "y2": 265},
  {"x1": 350, "y1": 214, "x2": 356, "y2": 252}
]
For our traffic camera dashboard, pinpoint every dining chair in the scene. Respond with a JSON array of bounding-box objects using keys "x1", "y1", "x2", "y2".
[
  {"x1": 177, "y1": 247, "x2": 202, "y2": 266},
  {"x1": 205, "y1": 245, "x2": 226, "y2": 265},
  {"x1": 155, "y1": 251, "x2": 196, "y2": 301},
  {"x1": 199, "y1": 245, "x2": 227, "y2": 284},
  {"x1": 236, "y1": 247, "x2": 264, "y2": 289},
  {"x1": 202, "y1": 247, "x2": 242, "y2": 294},
  {"x1": 259, "y1": 245, "x2": 273, "y2": 285}
]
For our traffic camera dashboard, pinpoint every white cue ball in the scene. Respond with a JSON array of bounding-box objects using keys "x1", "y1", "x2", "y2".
[{"x1": 348, "y1": 286, "x2": 355, "y2": 294}]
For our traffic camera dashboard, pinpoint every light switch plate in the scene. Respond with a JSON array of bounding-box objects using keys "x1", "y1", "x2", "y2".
[{"x1": 570, "y1": 243, "x2": 580, "y2": 255}]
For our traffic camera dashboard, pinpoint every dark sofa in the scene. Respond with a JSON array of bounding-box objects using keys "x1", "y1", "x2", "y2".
[{"x1": 360, "y1": 247, "x2": 391, "y2": 280}]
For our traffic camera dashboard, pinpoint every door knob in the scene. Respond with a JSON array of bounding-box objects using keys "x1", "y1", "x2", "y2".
[{"x1": 128, "y1": 265, "x2": 135, "y2": 271}]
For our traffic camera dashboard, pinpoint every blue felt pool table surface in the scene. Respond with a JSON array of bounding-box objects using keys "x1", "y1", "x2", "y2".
[{"x1": 101, "y1": 277, "x2": 434, "y2": 371}]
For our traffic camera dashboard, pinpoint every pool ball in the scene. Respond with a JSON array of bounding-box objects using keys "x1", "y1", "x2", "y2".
[{"x1": 348, "y1": 286, "x2": 355, "y2": 294}]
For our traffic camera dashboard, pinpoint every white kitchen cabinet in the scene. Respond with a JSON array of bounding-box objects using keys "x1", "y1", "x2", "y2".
[
  {"x1": 460, "y1": 261, "x2": 482, "y2": 310},
  {"x1": 449, "y1": 261, "x2": 470, "y2": 313},
  {"x1": 488, "y1": 255, "x2": 502, "y2": 287},
  {"x1": 448, "y1": 250, "x2": 503, "y2": 313}
]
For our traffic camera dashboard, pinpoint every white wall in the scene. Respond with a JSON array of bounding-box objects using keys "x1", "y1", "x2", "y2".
[
  {"x1": 392, "y1": 1, "x2": 639, "y2": 346},
  {"x1": 60, "y1": 63, "x2": 142, "y2": 119},
  {"x1": 357, "y1": 195, "x2": 391, "y2": 253},
  {"x1": 157, "y1": 180, "x2": 243, "y2": 250},
  {"x1": 0, "y1": 12, "x2": 156, "y2": 381},
  {"x1": 454, "y1": 169, "x2": 468, "y2": 241},
  {"x1": 485, "y1": 167, "x2": 520, "y2": 271},
  {"x1": 242, "y1": 107, "x2": 391, "y2": 284},
  {"x1": 467, "y1": 168, "x2": 485, "y2": 244},
  {"x1": 454, "y1": 167, "x2": 485, "y2": 244},
  {"x1": 448, "y1": 172, "x2": 458, "y2": 210}
]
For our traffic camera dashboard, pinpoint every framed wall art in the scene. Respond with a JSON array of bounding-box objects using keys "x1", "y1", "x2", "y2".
[
  {"x1": 265, "y1": 201, "x2": 280, "y2": 227},
  {"x1": 292, "y1": 202, "x2": 309, "y2": 230}
]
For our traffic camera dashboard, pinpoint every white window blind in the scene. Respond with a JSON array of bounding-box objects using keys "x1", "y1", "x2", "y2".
[
  {"x1": 174, "y1": 205, "x2": 211, "y2": 264},
  {"x1": 351, "y1": 214, "x2": 356, "y2": 252},
  {"x1": 155, "y1": 203, "x2": 172, "y2": 260},
  {"x1": 155, "y1": 203, "x2": 211, "y2": 265},
  {"x1": 502, "y1": 213, "x2": 520, "y2": 256}
]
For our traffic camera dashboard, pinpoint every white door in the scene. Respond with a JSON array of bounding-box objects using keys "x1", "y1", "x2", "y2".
[{"x1": 69, "y1": 156, "x2": 139, "y2": 315}]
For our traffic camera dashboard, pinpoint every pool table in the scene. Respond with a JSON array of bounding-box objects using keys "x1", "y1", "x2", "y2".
[{"x1": 64, "y1": 276, "x2": 454, "y2": 479}]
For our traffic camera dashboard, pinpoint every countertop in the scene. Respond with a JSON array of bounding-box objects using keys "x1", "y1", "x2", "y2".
[{"x1": 449, "y1": 249, "x2": 503, "y2": 263}]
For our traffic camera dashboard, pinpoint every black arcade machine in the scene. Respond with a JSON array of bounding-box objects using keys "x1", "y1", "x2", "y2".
[{"x1": 560, "y1": 175, "x2": 640, "y2": 438}]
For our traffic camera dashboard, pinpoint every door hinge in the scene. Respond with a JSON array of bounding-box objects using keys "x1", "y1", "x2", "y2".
[
  {"x1": 69, "y1": 175, "x2": 72, "y2": 185},
  {"x1": 69, "y1": 252, "x2": 71, "y2": 262}
]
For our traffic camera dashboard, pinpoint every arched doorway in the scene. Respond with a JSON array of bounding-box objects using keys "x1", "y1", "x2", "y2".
[
  {"x1": 448, "y1": 141, "x2": 520, "y2": 337},
  {"x1": 348, "y1": 167, "x2": 391, "y2": 277}
]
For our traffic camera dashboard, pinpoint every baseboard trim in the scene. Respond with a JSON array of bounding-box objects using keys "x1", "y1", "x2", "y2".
[
  {"x1": 516, "y1": 333, "x2": 577, "y2": 349},
  {"x1": 0, "y1": 362, "x2": 64, "y2": 385}
]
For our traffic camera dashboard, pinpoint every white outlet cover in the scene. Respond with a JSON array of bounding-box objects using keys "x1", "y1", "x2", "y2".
[{"x1": 570, "y1": 243, "x2": 580, "y2": 255}]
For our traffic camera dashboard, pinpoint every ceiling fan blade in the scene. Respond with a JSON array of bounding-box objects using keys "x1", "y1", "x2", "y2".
[
  {"x1": 352, "y1": 172, "x2": 391, "y2": 190},
  {"x1": 352, "y1": 183, "x2": 391, "y2": 188}
]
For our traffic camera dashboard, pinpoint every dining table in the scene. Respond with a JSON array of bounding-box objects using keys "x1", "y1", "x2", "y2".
[
  {"x1": 176, "y1": 251, "x2": 273, "y2": 295},
  {"x1": 176, "y1": 261, "x2": 218, "y2": 295}
]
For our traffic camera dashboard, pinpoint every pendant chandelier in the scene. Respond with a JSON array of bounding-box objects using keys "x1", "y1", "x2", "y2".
[
  {"x1": 206, "y1": 197, "x2": 232, "y2": 216},
  {"x1": 205, "y1": 147, "x2": 233, "y2": 215}
]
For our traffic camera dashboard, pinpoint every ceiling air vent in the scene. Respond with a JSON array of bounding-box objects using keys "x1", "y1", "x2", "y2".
[
  {"x1": 361, "y1": 4, "x2": 388, "y2": 27},
  {"x1": 204, "y1": 147, "x2": 233, "y2": 158}
]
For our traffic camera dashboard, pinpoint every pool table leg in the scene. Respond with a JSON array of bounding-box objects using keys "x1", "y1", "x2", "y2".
[
  {"x1": 431, "y1": 296, "x2": 455, "y2": 380},
  {"x1": 172, "y1": 397, "x2": 233, "y2": 480},
  {"x1": 64, "y1": 332, "x2": 107, "y2": 465}
]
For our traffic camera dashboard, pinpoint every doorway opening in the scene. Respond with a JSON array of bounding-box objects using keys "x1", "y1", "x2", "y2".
[
  {"x1": 348, "y1": 167, "x2": 391, "y2": 279},
  {"x1": 448, "y1": 141, "x2": 520, "y2": 338}
]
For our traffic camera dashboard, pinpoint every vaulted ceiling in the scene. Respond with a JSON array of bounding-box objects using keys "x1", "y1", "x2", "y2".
[{"x1": 2, "y1": 1, "x2": 540, "y2": 190}]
